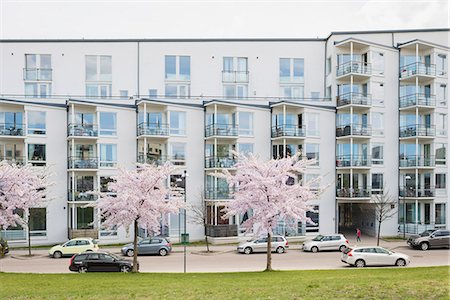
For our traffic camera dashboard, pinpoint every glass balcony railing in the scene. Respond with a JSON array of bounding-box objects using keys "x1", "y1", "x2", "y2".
[
  {"x1": 399, "y1": 62, "x2": 436, "y2": 78},
  {"x1": 336, "y1": 188, "x2": 371, "y2": 198},
  {"x1": 336, "y1": 92, "x2": 372, "y2": 107},
  {"x1": 399, "y1": 155, "x2": 435, "y2": 167},
  {"x1": 399, "y1": 94, "x2": 436, "y2": 108},
  {"x1": 222, "y1": 71, "x2": 249, "y2": 83},
  {"x1": 0, "y1": 123, "x2": 25, "y2": 136},
  {"x1": 137, "y1": 154, "x2": 168, "y2": 166},
  {"x1": 399, "y1": 187, "x2": 435, "y2": 197},
  {"x1": 204, "y1": 188, "x2": 234, "y2": 200},
  {"x1": 23, "y1": 68, "x2": 53, "y2": 81},
  {"x1": 336, "y1": 155, "x2": 371, "y2": 167},
  {"x1": 0, "y1": 156, "x2": 25, "y2": 166},
  {"x1": 336, "y1": 61, "x2": 371, "y2": 77},
  {"x1": 68, "y1": 190, "x2": 98, "y2": 201},
  {"x1": 336, "y1": 124, "x2": 371, "y2": 137},
  {"x1": 68, "y1": 157, "x2": 99, "y2": 169},
  {"x1": 205, "y1": 124, "x2": 238, "y2": 137},
  {"x1": 271, "y1": 124, "x2": 306, "y2": 138},
  {"x1": 399, "y1": 124, "x2": 435, "y2": 138},
  {"x1": 205, "y1": 156, "x2": 237, "y2": 169},
  {"x1": 68, "y1": 123, "x2": 98, "y2": 137},
  {"x1": 137, "y1": 123, "x2": 169, "y2": 136}
]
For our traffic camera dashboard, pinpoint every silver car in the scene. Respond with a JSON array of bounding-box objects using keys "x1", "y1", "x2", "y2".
[
  {"x1": 121, "y1": 237, "x2": 172, "y2": 257},
  {"x1": 237, "y1": 236, "x2": 289, "y2": 254},
  {"x1": 341, "y1": 246, "x2": 410, "y2": 268},
  {"x1": 302, "y1": 234, "x2": 349, "y2": 253}
]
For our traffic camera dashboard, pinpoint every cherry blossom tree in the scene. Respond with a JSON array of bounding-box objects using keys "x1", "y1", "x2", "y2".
[
  {"x1": 219, "y1": 152, "x2": 319, "y2": 271},
  {"x1": 96, "y1": 163, "x2": 183, "y2": 272},
  {"x1": 0, "y1": 162, "x2": 49, "y2": 255}
]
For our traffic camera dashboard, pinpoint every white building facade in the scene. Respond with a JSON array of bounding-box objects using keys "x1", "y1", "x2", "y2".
[{"x1": 0, "y1": 28, "x2": 448, "y2": 245}]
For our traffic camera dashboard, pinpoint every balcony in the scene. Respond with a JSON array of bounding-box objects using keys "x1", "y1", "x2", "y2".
[
  {"x1": 271, "y1": 124, "x2": 305, "y2": 138},
  {"x1": 68, "y1": 124, "x2": 98, "y2": 138},
  {"x1": 0, "y1": 156, "x2": 25, "y2": 166},
  {"x1": 205, "y1": 156, "x2": 237, "y2": 169},
  {"x1": 399, "y1": 187, "x2": 435, "y2": 198},
  {"x1": 222, "y1": 71, "x2": 249, "y2": 83},
  {"x1": 399, "y1": 155, "x2": 435, "y2": 168},
  {"x1": 23, "y1": 68, "x2": 52, "y2": 81},
  {"x1": 204, "y1": 188, "x2": 234, "y2": 200},
  {"x1": 336, "y1": 124, "x2": 371, "y2": 138},
  {"x1": 399, "y1": 124, "x2": 435, "y2": 138},
  {"x1": 68, "y1": 190, "x2": 98, "y2": 202},
  {"x1": 336, "y1": 188, "x2": 371, "y2": 198},
  {"x1": 68, "y1": 157, "x2": 99, "y2": 170},
  {"x1": 336, "y1": 61, "x2": 371, "y2": 79},
  {"x1": 399, "y1": 94, "x2": 436, "y2": 109},
  {"x1": 0, "y1": 123, "x2": 25, "y2": 137},
  {"x1": 336, "y1": 93, "x2": 372, "y2": 107},
  {"x1": 137, "y1": 154, "x2": 168, "y2": 166},
  {"x1": 205, "y1": 124, "x2": 238, "y2": 138},
  {"x1": 399, "y1": 62, "x2": 436, "y2": 80},
  {"x1": 137, "y1": 123, "x2": 169, "y2": 137},
  {"x1": 336, "y1": 155, "x2": 371, "y2": 168}
]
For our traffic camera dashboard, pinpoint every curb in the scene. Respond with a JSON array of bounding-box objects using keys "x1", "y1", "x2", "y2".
[{"x1": 10, "y1": 254, "x2": 47, "y2": 260}]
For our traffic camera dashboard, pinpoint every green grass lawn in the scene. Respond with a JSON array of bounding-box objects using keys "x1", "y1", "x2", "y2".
[{"x1": 1, "y1": 267, "x2": 449, "y2": 299}]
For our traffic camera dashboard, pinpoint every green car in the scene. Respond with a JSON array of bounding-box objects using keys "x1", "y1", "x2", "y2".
[{"x1": 49, "y1": 238, "x2": 99, "y2": 258}]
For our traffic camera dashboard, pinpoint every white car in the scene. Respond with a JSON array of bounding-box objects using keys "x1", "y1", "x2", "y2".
[
  {"x1": 302, "y1": 234, "x2": 349, "y2": 253},
  {"x1": 49, "y1": 238, "x2": 99, "y2": 258},
  {"x1": 341, "y1": 246, "x2": 410, "y2": 268},
  {"x1": 237, "y1": 236, "x2": 289, "y2": 254}
]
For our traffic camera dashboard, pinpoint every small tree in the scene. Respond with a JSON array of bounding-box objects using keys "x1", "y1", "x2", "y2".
[
  {"x1": 219, "y1": 152, "x2": 318, "y2": 271},
  {"x1": 96, "y1": 163, "x2": 183, "y2": 272},
  {"x1": 188, "y1": 192, "x2": 210, "y2": 253},
  {"x1": 373, "y1": 191, "x2": 397, "y2": 246},
  {"x1": 0, "y1": 162, "x2": 49, "y2": 256}
]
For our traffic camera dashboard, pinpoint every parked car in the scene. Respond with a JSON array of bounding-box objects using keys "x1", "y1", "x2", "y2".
[
  {"x1": 69, "y1": 251, "x2": 136, "y2": 273},
  {"x1": 341, "y1": 246, "x2": 410, "y2": 268},
  {"x1": 302, "y1": 234, "x2": 349, "y2": 253},
  {"x1": 407, "y1": 229, "x2": 450, "y2": 250},
  {"x1": 237, "y1": 236, "x2": 289, "y2": 254},
  {"x1": 49, "y1": 238, "x2": 99, "y2": 258},
  {"x1": 121, "y1": 237, "x2": 172, "y2": 257}
]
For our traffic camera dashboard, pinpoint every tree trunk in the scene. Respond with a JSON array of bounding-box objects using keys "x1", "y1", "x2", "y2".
[
  {"x1": 205, "y1": 235, "x2": 210, "y2": 253},
  {"x1": 27, "y1": 224, "x2": 31, "y2": 256},
  {"x1": 265, "y1": 232, "x2": 272, "y2": 271},
  {"x1": 377, "y1": 218, "x2": 382, "y2": 246},
  {"x1": 132, "y1": 219, "x2": 139, "y2": 273}
]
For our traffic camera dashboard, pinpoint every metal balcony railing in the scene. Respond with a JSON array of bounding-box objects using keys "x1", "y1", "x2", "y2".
[
  {"x1": 205, "y1": 124, "x2": 238, "y2": 137},
  {"x1": 23, "y1": 68, "x2": 53, "y2": 81},
  {"x1": 137, "y1": 154, "x2": 168, "y2": 166},
  {"x1": 399, "y1": 62, "x2": 436, "y2": 78},
  {"x1": 336, "y1": 188, "x2": 371, "y2": 198},
  {"x1": 68, "y1": 157, "x2": 99, "y2": 169},
  {"x1": 68, "y1": 190, "x2": 98, "y2": 201},
  {"x1": 336, "y1": 124, "x2": 371, "y2": 137},
  {"x1": 336, "y1": 92, "x2": 372, "y2": 107},
  {"x1": 336, "y1": 155, "x2": 371, "y2": 167},
  {"x1": 0, "y1": 123, "x2": 25, "y2": 136},
  {"x1": 399, "y1": 124, "x2": 435, "y2": 138},
  {"x1": 399, "y1": 155, "x2": 435, "y2": 167},
  {"x1": 0, "y1": 156, "x2": 25, "y2": 165},
  {"x1": 137, "y1": 123, "x2": 169, "y2": 136},
  {"x1": 399, "y1": 93, "x2": 436, "y2": 108},
  {"x1": 222, "y1": 70, "x2": 249, "y2": 83},
  {"x1": 336, "y1": 61, "x2": 372, "y2": 77},
  {"x1": 68, "y1": 123, "x2": 98, "y2": 137},
  {"x1": 399, "y1": 187, "x2": 435, "y2": 197},
  {"x1": 205, "y1": 156, "x2": 237, "y2": 169},
  {"x1": 204, "y1": 189, "x2": 234, "y2": 200},
  {"x1": 271, "y1": 124, "x2": 306, "y2": 138}
]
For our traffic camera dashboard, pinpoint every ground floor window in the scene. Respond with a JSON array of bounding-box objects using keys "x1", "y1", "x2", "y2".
[
  {"x1": 436, "y1": 204, "x2": 446, "y2": 225},
  {"x1": 29, "y1": 208, "x2": 46, "y2": 237},
  {"x1": 76, "y1": 207, "x2": 94, "y2": 229},
  {"x1": 306, "y1": 206, "x2": 319, "y2": 232}
]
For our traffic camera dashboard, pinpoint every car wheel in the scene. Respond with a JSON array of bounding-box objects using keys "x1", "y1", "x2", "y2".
[
  {"x1": 53, "y1": 251, "x2": 62, "y2": 259},
  {"x1": 159, "y1": 248, "x2": 168, "y2": 256},
  {"x1": 395, "y1": 258, "x2": 406, "y2": 267},
  {"x1": 311, "y1": 246, "x2": 319, "y2": 253},
  {"x1": 78, "y1": 266, "x2": 88, "y2": 273},
  {"x1": 339, "y1": 245, "x2": 347, "y2": 252},
  {"x1": 276, "y1": 246, "x2": 285, "y2": 254},
  {"x1": 355, "y1": 259, "x2": 365, "y2": 268},
  {"x1": 420, "y1": 242, "x2": 429, "y2": 251},
  {"x1": 244, "y1": 247, "x2": 252, "y2": 255},
  {"x1": 120, "y1": 265, "x2": 131, "y2": 273},
  {"x1": 126, "y1": 249, "x2": 134, "y2": 257}
]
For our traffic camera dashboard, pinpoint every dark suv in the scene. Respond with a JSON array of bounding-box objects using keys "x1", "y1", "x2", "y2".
[
  {"x1": 407, "y1": 229, "x2": 450, "y2": 250},
  {"x1": 69, "y1": 251, "x2": 137, "y2": 273}
]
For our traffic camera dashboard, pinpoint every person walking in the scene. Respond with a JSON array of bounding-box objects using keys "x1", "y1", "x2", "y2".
[{"x1": 356, "y1": 228, "x2": 361, "y2": 242}]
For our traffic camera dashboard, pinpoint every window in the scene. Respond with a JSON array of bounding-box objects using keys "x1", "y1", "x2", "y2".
[
  {"x1": 372, "y1": 143, "x2": 384, "y2": 165},
  {"x1": 27, "y1": 111, "x2": 46, "y2": 135},
  {"x1": 100, "y1": 176, "x2": 115, "y2": 192},
  {"x1": 311, "y1": 92, "x2": 320, "y2": 100},
  {"x1": 224, "y1": 84, "x2": 247, "y2": 99},
  {"x1": 279, "y1": 58, "x2": 304, "y2": 82},
  {"x1": 437, "y1": 84, "x2": 447, "y2": 106},
  {"x1": 223, "y1": 57, "x2": 248, "y2": 81},
  {"x1": 436, "y1": 174, "x2": 446, "y2": 189},
  {"x1": 372, "y1": 52, "x2": 385, "y2": 75},
  {"x1": 25, "y1": 83, "x2": 51, "y2": 98},
  {"x1": 371, "y1": 113, "x2": 384, "y2": 135},
  {"x1": 437, "y1": 54, "x2": 447, "y2": 76},
  {"x1": 435, "y1": 144, "x2": 446, "y2": 165},
  {"x1": 305, "y1": 144, "x2": 319, "y2": 165},
  {"x1": 238, "y1": 112, "x2": 253, "y2": 136},
  {"x1": 306, "y1": 113, "x2": 319, "y2": 136},
  {"x1": 149, "y1": 89, "x2": 158, "y2": 98},
  {"x1": 165, "y1": 84, "x2": 190, "y2": 98},
  {"x1": 306, "y1": 205, "x2": 319, "y2": 232},
  {"x1": 280, "y1": 85, "x2": 304, "y2": 99},
  {"x1": 24, "y1": 54, "x2": 52, "y2": 81},
  {"x1": 99, "y1": 144, "x2": 117, "y2": 167},
  {"x1": 435, "y1": 204, "x2": 446, "y2": 224},
  {"x1": 169, "y1": 111, "x2": 186, "y2": 135},
  {"x1": 29, "y1": 208, "x2": 46, "y2": 236},
  {"x1": 165, "y1": 55, "x2": 190, "y2": 81},
  {"x1": 28, "y1": 144, "x2": 46, "y2": 166},
  {"x1": 99, "y1": 112, "x2": 117, "y2": 136},
  {"x1": 86, "y1": 84, "x2": 111, "y2": 98},
  {"x1": 119, "y1": 90, "x2": 128, "y2": 99},
  {"x1": 85, "y1": 55, "x2": 112, "y2": 98},
  {"x1": 238, "y1": 143, "x2": 253, "y2": 155},
  {"x1": 372, "y1": 174, "x2": 383, "y2": 194},
  {"x1": 436, "y1": 113, "x2": 447, "y2": 136},
  {"x1": 170, "y1": 143, "x2": 186, "y2": 164}
]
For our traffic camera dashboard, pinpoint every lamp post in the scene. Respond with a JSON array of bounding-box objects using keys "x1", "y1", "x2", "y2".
[{"x1": 403, "y1": 175, "x2": 411, "y2": 239}]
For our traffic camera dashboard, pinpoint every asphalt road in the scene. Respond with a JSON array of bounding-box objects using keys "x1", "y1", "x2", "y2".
[{"x1": 1, "y1": 243, "x2": 449, "y2": 273}]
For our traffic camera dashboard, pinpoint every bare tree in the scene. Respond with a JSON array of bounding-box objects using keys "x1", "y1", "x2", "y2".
[
  {"x1": 373, "y1": 190, "x2": 397, "y2": 246},
  {"x1": 188, "y1": 192, "x2": 210, "y2": 253}
]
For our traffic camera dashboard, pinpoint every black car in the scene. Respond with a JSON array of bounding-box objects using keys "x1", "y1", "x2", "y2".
[{"x1": 69, "y1": 251, "x2": 137, "y2": 273}]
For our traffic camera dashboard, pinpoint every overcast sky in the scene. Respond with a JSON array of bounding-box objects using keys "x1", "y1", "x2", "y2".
[{"x1": 0, "y1": 0, "x2": 449, "y2": 39}]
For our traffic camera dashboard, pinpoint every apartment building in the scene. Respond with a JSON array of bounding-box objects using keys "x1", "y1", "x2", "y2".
[{"x1": 0, "y1": 28, "x2": 448, "y2": 245}]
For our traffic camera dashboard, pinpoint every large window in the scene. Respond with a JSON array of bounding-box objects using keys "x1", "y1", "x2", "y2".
[
  {"x1": 85, "y1": 55, "x2": 112, "y2": 98},
  {"x1": 99, "y1": 144, "x2": 117, "y2": 167},
  {"x1": 29, "y1": 208, "x2": 46, "y2": 237},
  {"x1": 25, "y1": 83, "x2": 52, "y2": 98},
  {"x1": 280, "y1": 85, "x2": 304, "y2": 99},
  {"x1": 436, "y1": 174, "x2": 446, "y2": 189},
  {"x1": 165, "y1": 55, "x2": 190, "y2": 81},
  {"x1": 238, "y1": 143, "x2": 253, "y2": 155},
  {"x1": 306, "y1": 205, "x2": 319, "y2": 232},
  {"x1": 435, "y1": 204, "x2": 446, "y2": 225},
  {"x1": 280, "y1": 58, "x2": 304, "y2": 82},
  {"x1": 28, "y1": 144, "x2": 46, "y2": 166},
  {"x1": 170, "y1": 143, "x2": 186, "y2": 165},
  {"x1": 223, "y1": 84, "x2": 247, "y2": 99},
  {"x1": 305, "y1": 143, "x2": 319, "y2": 165},
  {"x1": 99, "y1": 112, "x2": 117, "y2": 136},
  {"x1": 27, "y1": 111, "x2": 46, "y2": 135},
  {"x1": 436, "y1": 144, "x2": 446, "y2": 165},
  {"x1": 100, "y1": 176, "x2": 115, "y2": 193},
  {"x1": 372, "y1": 143, "x2": 384, "y2": 165},
  {"x1": 165, "y1": 84, "x2": 190, "y2": 98},
  {"x1": 372, "y1": 174, "x2": 383, "y2": 194},
  {"x1": 169, "y1": 111, "x2": 186, "y2": 135},
  {"x1": 24, "y1": 54, "x2": 52, "y2": 81},
  {"x1": 238, "y1": 112, "x2": 253, "y2": 136},
  {"x1": 77, "y1": 207, "x2": 94, "y2": 229}
]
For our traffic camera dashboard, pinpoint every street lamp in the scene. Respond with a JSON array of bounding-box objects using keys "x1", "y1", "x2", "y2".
[{"x1": 403, "y1": 175, "x2": 411, "y2": 239}]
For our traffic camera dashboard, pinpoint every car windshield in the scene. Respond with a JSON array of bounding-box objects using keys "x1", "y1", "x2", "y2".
[
  {"x1": 420, "y1": 230, "x2": 433, "y2": 237},
  {"x1": 312, "y1": 235, "x2": 323, "y2": 241},
  {"x1": 108, "y1": 253, "x2": 121, "y2": 260}
]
